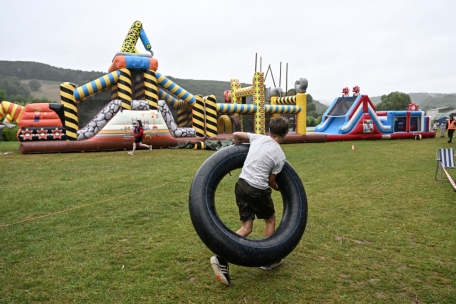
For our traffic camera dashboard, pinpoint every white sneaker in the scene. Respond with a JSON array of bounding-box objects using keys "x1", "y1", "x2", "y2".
[
  {"x1": 260, "y1": 259, "x2": 283, "y2": 271},
  {"x1": 210, "y1": 256, "x2": 231, "y2": 285},
  {"x1": 128, "y1": 151, "x2": 134, "y2": 155},
  {"x1": 149, "y1": 145, "x2": 153, "y2": 151}
]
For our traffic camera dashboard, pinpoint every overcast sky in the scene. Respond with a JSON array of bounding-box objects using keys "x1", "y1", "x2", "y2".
[{"x1": 1, "y1": 0, "x2": 455, "y2": 104}]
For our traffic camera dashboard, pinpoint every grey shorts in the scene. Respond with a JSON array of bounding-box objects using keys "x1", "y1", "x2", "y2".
[{"x1": 235, "y1": 178, "x2": 275, "y2": 221}]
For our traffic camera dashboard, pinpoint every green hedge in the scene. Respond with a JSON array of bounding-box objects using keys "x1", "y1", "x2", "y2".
[{"x1": 1, "y1": 126, "x2": 19, "y2": 142}]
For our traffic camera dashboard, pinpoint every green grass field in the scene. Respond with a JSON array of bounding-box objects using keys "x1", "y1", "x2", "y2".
[{"x1": 0, "y1": 138, "x2": 455, "y2": 303}]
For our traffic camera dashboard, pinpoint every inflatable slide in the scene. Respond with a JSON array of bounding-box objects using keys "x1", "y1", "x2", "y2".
[{"x1": 314, "y1": 95, "x2": 434, "y2": 141}]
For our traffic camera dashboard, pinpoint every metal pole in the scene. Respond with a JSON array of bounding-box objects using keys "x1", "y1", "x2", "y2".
[
  {"x1": 286, "y1": 63, "x2": 288, "y2": 95},
  {"x1": 279, "y1": 62, "x2": 282, "y2": 88},
  {"x1": 270, "y1": 66, "x2": 276, "y2": 88},
  {"x1": 264, "y1": 64, "x2": 270, "y2": 81}
]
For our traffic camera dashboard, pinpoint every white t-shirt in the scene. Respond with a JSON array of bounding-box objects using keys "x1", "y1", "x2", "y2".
[{"x1": 239, "y1": 133, "x2": 286, "y2": 190}]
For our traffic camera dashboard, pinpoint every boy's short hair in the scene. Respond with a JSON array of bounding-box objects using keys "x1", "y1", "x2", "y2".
[{"x1": 269, "y1": 117, "x2": 289, "y2": 137}]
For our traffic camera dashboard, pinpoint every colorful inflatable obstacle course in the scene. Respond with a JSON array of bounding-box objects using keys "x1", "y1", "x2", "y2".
[{"x1": 0, "y1": 22, "x2": 434, "y2": 154}]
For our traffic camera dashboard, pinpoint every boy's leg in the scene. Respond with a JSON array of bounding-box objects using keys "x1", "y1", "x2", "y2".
[
  {"x1": 264, "y1": 214, "x2": 276, "y2": 237},
  {"x1": 236, "y1": 219, "x2": 253, "y2": 237},
  {"x1": 235, "y1": 179, "x2": 255, "y2": 237},
  {"x1": 261, "y1": 215, "x2": 283, "y2": 271}
]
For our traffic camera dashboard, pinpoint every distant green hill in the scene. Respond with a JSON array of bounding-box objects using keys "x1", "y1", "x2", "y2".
[
  {"x1": 11, "y1": 61, "x2": 455, "y2": 114},
  {"x1": 0, "y1": 61, "x2": 105, "y2": 85},
  {"x1": 370, "y1": 93, "x2": 456, "y2": 110},
  {"x1": 415, "y1": 93, "x2": 456, "y2": 110},
  {"x1": 314, "y1": 99, "x2": 328, "y2": 114},
  {"x1": 0, "y1": 61, "x2": 328, "y2": 114},
  {"x1": 0, "y1": 60, "x2": 248, "y2": 105},
  {"x1": 164, "y1": 76, "x2": 243, "y2": 105}
]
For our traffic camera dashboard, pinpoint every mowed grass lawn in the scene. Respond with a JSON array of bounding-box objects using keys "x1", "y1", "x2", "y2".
[{"x1": 0, "y1": 137, "x2": 455, "y2": 303}]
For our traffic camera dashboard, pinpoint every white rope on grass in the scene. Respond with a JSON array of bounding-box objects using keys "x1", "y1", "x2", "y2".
[{"x1": 0, "y1": 180, "x2": 179, "y2": 228}]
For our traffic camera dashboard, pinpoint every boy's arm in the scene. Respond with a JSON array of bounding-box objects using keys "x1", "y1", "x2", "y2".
[
  {"x1": 232, "y1": 132, "x2": 249, "y2": 145},
  {"x1": 268, "y1": 173, "x2": 279, "y2": 191}
]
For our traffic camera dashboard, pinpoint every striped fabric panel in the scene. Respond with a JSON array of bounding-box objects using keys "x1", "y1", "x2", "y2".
[{"x1": 439, "y1": 148, "x2": 455, "y2": 168}]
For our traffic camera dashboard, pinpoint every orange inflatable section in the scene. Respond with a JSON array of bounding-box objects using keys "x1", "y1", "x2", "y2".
[
  {"x1": 108, "y1": 56, "x2": 127, "y2": 73},
  {"x1": 19, "y1": 104, "x2": 63, "y2": 128},
  {"x1": 108, "y1": 56, "x2": 159, "y2": 73}
]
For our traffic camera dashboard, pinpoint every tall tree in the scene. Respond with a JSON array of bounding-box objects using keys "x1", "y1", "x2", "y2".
[
  {"x1": 376, "y1": 92, "x2": 411, "y2": 111},
  {"x1": 306, "y1": 94, "x2": 316, "y2": 113},
  {"x1": 0, "y1": 77, "x2": 31, "y2": 99},
  {"x1": 28, "y1": 79, "x2": 42, "y2": 91}
]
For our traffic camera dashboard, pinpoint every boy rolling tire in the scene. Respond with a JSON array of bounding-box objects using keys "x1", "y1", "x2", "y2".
[{"x1": 189, "y1": 144, "x2": 308, "y2": 267}]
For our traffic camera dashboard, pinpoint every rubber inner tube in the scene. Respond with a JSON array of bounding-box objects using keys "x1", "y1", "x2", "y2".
[{"x1": 189, "y1": 144, "x2": 308, "y2": 267}]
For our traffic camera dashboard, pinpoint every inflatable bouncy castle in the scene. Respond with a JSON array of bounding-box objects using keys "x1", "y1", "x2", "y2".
[
  {"x1": 314, "y1": 87, "x2": 434, "y2": 141},
  {"x1": 0, "y1": 20, "x2": 323, "y2": 153},
  {"x1": 0, "y1": 21, "x2": 198, "y2": 153}
]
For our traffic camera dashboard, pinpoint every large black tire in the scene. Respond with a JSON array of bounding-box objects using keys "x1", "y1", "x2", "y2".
[{"x1": 188, "y1": 144, "x2": 308, "y2": 267}]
